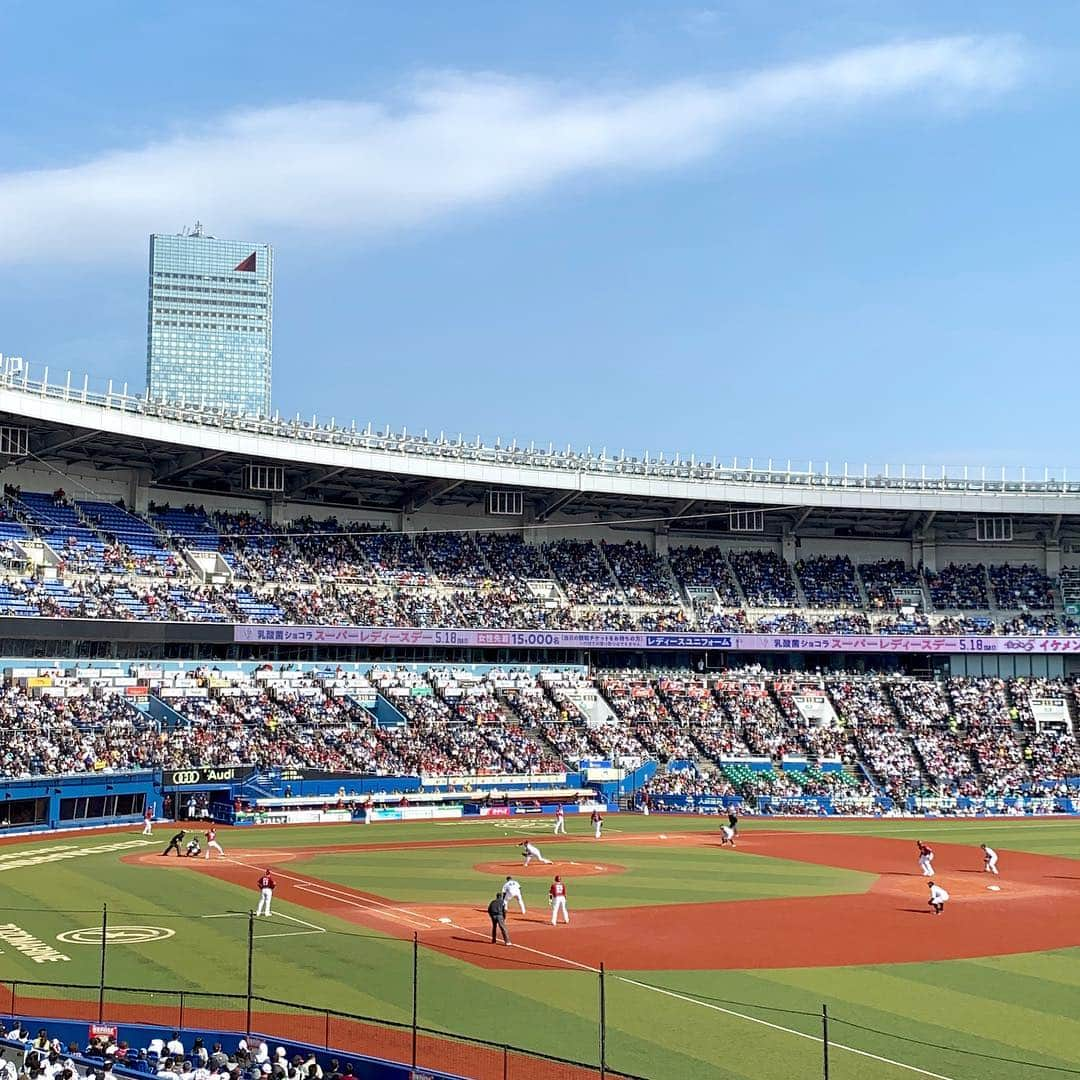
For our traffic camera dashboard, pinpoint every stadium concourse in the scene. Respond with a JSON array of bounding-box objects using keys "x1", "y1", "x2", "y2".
[{"x1": 0, "y1": 662, "x2": 1077, "y2": 810}]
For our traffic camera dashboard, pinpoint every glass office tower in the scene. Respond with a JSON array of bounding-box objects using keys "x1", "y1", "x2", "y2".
[{"x1": 146, "y1": 226, "x2": 273, "y2": 415}]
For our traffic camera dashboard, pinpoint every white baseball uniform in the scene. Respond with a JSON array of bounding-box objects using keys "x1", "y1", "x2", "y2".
[
  {"x1": 142, "y1": 807, "x2": 154, "y2": 836},
  {"x1": 928, "y1": 883, "x2": 949, "y2": 911},
  {"x1": 553, "y1": 807, "x2": 566, "y2": 835},
  {"x1": 522, "y1": 842, "x2": 551, "y2": 866},
  {"x1": 721, "y1": 825, "x2": 735, "y2": 845},
  {"x1": 501, "y1": 878, "x2": 526, "y2": 914},
  {"x1": 983, "y1": 847, "x2": 999, "y2": 875}
]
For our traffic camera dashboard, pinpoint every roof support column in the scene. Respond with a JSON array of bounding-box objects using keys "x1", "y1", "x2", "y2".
[{"x1": 128, "y1": 468, "x2": 152, "y2": 515}]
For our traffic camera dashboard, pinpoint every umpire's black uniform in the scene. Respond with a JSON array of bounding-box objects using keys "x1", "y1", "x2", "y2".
[
  {"x1": 161, "y1": 830, "x2": 186, "y2": 856},
  {"x1": 488, "y1": 893, "x2": 510, "y2": 945}
]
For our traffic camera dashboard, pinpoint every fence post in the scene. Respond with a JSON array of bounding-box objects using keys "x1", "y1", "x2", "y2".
[
  {"x1": 502, "y1": 1045, "x2": 508, "y2": 1080},
  {"x1": 98, "y1": 903, "x2": 108, "y2": 1022},
  {"x1": 599, "y1": 962, "x2": 606, "y2": 1079},
  {"x1": 822, "y1": 1003, "x2": 830, "y2": 1080},
  {"x1": 411, "y1": 931, "x2": 419, "y2": 1069},
  {"x1": 10, "y1": 982, "x2": 16, "y2": 1020},
  {"x1": 179, "y1": 991, "x2": 185, "y2": 1033},
  {"x1": 324, "y1": 1009, "x2": 329, "y2": 1050},
  {"x1": 246, "y1": 911, "x2": 254, "y2": 1038}
]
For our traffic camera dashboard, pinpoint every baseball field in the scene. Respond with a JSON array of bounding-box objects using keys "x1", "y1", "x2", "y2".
[{"x1": 0, "y1": 814, "x2": 1077, "y2": 1080}]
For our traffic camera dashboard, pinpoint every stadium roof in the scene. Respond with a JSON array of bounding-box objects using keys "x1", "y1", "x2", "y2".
[{"x1": 2, "y1": 363, "x2": 1079, "y2": 542}]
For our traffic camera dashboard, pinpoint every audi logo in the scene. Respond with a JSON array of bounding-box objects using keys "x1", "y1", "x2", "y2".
[{"x1": 170, "y1": 771, "x2": 201, "y2": 785}]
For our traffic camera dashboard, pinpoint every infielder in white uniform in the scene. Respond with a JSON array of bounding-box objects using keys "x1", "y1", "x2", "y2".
[
  {"x1": 720, "y1": 825, "x2": 736, "y2": 847},
  {"x1": 205, "y1": 827, "x2": 225, "y2": 860},
  {"x1": 981, "y1": 844, "x2": 999, "y2": 875},
  {"x1": 927, "y1": 881, "x2": 949, "y2": 915},
  {"x1": 553, "y1": 806, "x2": 566, "y2": 835},
  {"x1": 520, "y1": 841, "x2": 552, "y2": 867},
  {"x1": 501, "y1": 875, "x2": 526, "y2": 914}
]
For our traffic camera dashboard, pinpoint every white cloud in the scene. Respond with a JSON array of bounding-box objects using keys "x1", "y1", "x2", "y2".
[{"x1": 0, "y1": 35, "x2": 1026, "y2": 264}]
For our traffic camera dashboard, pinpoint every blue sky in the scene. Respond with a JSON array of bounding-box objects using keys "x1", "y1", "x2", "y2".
[{"x1": 0, "y1": 2, "x2": 1076, "y2": 469}]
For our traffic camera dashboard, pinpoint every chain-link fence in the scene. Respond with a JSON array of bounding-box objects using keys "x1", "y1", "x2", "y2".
[{"x1": 2, "y1": 914, "x2": 1078, "y2": 1080}]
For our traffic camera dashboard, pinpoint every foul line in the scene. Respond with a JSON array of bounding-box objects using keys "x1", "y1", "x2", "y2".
[
  {"x1": 222, "y1": 850, "x2": 951, "y2": 1074},
  {"x1": 223, "y1": 854, "x2": 443, "y2": 932},
  {"x1": 295, "y1": 885, "x2": 434, "y2": 931},
  {"x1": 199, "y1": 910, "x2": 327, "y2": 940},
  {"x1": 615, "y1": 978, "x2": 958, "y2": 1080}
]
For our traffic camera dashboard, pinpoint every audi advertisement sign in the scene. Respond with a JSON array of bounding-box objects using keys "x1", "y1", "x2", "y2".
[{"x1": 162, "y1": 766, "x2": 252, "y2": 787}]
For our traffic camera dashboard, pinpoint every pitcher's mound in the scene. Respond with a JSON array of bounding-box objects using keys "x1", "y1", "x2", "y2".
[{"x1": 473, "y1": 860, "x2": 626, "y2": 878}]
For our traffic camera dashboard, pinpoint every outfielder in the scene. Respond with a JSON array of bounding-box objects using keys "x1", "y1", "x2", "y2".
[
  {"x1": 142, "y1": 805, "x2": 154, "y2": 836},
  {"x1": 553, "y1": 806, "x2": 566, "y2": 835},
  {"x1": 549, "y1": 875, "x2": 569, "y2": 925},
  {"x1": 917, "y1": 840, "x2": 935, "y2": 877},
  {"x1": 255, "y1": 869, "x2": 276, "y2": 917},
  {"x1": 927, "y1": 880, "x2": 949, "y2": 915},
  {"x1": 981, "y1": 844, "x2": 999, "y2": 876},
  {"x1": 591, "y1": 809, "x2": 603, "y2": 840},
  {"x1": 205, "y1": 826, "x2": 225, "y2": 860},
  {"x1": 501, "y1": 875, "x2": 526, "y2": 914},
  {"x1": 520, "y1": 841, "x2": 552, "y2": 867}
]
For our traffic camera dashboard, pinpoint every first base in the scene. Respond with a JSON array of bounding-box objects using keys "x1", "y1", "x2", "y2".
[
  {"x1": 987, "y1": 885, "x2": 1001, "y2": 892},
  {"x1": 438, "y1": 917, "x2": 452, "y2": 923},
  {"x1": 658, "y1": 834, "x2": 668, "y2": 840}
]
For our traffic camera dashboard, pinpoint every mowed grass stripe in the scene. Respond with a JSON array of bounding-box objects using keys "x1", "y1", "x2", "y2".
[
  {"x1": 968, "y1": 947, "x2": 1080, "y2": 987},
  {"x1": 752, "y1": 964, "x2": 1080, "y2": 1077},
  {"x1": 886, "y1": 955, "x2": 1080, "y2": 1021},
  {"x1": 612, "y1": 964, "x2": 1080, "y2": 1080}
]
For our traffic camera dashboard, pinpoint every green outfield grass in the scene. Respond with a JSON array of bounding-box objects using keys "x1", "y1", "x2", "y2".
[{"x1": 0, "y1": 816, "x2": 1076, "y2": 1080}]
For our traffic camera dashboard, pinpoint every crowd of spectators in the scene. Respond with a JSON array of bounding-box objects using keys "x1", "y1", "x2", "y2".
[
  {"x1": 1, "y1": 661, "x2": 1079, "y2": 798},
  {"x1": 728, "y1": 550, "x2": 798, "y2": 606},
  {"x1": 0, "y1": 688, "x2": 160, "y2": 778},
  {"x1": 989, "y1": 563, "x2": 1057, "y2": 609},
  {"x1": 542, "y1": 539, "x2": 623, "y2": 604},
  {"x1": 926, "y1": 563, "x2": 990, "y2": 610},
  {"x1": 947, "y1": 678, "x2": 1029, "y2": 793},
  {"x1": 668, "y1": 545, "x2": 743, "y2": 605},
  {"x1": 795, "y1": 555, "x2": 861, "y2": 608},
  {"x1": 601, "y1": 540, "x2": 680, "y2": 604},
  {"x1": 3, "y1": 487, "x2": 1080, "y2": 637},
  {"x1": 8, "y1": 1020, "x2": 336, "y2": 1080},
  {"x1": 859, "y1": 559, "x2": 924, "y2": 609}
]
